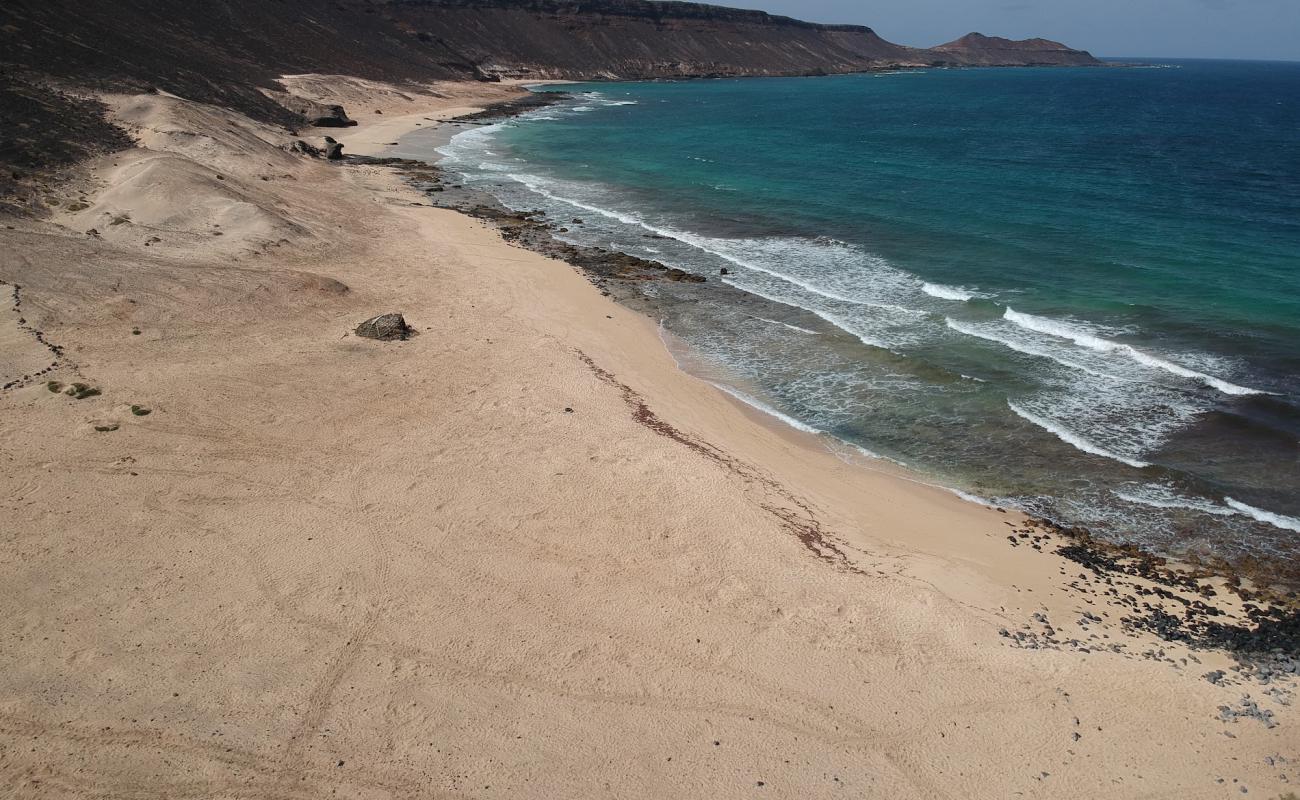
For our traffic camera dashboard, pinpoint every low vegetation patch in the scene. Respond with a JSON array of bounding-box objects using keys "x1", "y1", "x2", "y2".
[{"x1": 64, "y1": 382, "x2": 101, "y2": 399}]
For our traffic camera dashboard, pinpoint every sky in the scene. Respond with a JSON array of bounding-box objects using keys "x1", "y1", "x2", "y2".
[{"x1": 714, "y1": 0, "x2": 1300, "y2": 61}]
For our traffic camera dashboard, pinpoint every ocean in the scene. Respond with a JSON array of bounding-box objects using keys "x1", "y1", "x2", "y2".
[{"x1": 428, "y1": 60, "x2": 1300, "y2": 573}]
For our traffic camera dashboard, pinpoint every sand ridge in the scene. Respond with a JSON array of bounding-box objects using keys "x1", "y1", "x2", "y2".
[{"x1": 0, "y1": 81, "x2": 1295, "y2": 799}]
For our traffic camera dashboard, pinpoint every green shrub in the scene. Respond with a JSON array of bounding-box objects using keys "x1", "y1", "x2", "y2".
[{"x1": 65, "y1": 383, "x2": 101, "y2": 399}]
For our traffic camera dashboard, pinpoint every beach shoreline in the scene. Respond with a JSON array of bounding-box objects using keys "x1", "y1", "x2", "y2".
[
  {"x1": 0, "y1": 77, "x2": 1295, "y2": 798},
  {"x1": 384, "y1": 89, "x2": 1300, "y2": 594},
  {"x1": 425, "y1": 74, "x2": 1300, "y2": 586}
]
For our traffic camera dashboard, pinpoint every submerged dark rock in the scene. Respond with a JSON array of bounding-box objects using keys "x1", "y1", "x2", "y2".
[{"x1": 665, "y1": 268, "x2": 706, "y2": 283}]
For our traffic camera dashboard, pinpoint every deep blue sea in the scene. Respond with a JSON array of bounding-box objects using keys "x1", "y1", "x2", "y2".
[{"x1": 433, "y1": 60, "x2": 1300, "y2": 570}]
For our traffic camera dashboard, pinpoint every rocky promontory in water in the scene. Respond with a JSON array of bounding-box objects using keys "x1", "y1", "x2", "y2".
[{"x1": 933, "y1": 32, "x2": 1102, "y2": 66}]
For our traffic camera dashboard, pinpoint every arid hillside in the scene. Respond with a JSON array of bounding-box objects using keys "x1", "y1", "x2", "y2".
[{"x1": 0, "y1": 0, "x2": 1098, "y2": 198}]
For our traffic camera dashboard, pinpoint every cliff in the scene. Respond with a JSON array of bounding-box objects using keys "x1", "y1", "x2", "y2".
[
  {"x1": 377, "y1": 0, "x2": 927, "y2": 79},
  {"x1": 0, "y1": 0, "x2": 1099, "y2": 188}
]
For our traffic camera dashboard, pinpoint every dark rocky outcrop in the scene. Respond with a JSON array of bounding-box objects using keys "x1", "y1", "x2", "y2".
[
  {"x1": 290, "y1": 140, "x2": 324, "y2": 158},
  {"x1": 355, "y1": 313, "x2": 414, "y2": 341},
  {"x1": 276, "y1": 96, "x2": 358, "y2": 128},
  {"x1": 322, "y1": 137, "x2": 344, "y2": 161}
]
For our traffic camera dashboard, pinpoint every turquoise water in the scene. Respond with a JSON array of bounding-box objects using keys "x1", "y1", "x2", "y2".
[{"x1": 435, "y1": 61, "x2": 1300, "y2": 569}]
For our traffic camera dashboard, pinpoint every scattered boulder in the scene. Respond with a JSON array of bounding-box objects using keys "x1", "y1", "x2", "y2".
[
  {"x1": 355, "y1": 313, "x2": 413, "y2": 341},
  {"x1": 323, "y1": 137, "x2": 344, "y2": 160}
]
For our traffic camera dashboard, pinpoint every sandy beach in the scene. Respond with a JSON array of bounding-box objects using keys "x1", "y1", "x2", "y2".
[{"x1": 1, "y1": 78, "x2": 1295, "y2": 799}]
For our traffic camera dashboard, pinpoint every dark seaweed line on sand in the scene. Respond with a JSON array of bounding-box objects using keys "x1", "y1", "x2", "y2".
[{"x1": 576, "y1": 348, "x2": 866, "y2": 574}]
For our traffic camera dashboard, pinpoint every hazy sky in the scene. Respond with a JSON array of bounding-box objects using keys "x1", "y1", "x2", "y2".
[{"x1": 716, "y1": 0, "x2": 1300, "y2": 61}]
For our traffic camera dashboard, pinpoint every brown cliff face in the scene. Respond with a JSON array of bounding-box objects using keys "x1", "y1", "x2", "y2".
[
  {"x1": 380, "y1": 0, "x2": 927, "y2": 79},
  {"x1": 376, "y1": 2, "x2": 1099, "y2": 78},
  {"x1": 0, "y1": 0, "x2": 1100, "y2": 101},
  {"x1": 933, "y1": 32, "x2": 1101, "y2": 66},
  {"x1": 0, "y1": 0, "x2": 1098, "y2": 184}
]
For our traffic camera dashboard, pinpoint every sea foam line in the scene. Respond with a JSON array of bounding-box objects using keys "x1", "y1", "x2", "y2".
[
  {"x1": 1113, "y1": 487, "x2": 1238, "y2": 517},
  {"x1": 922, "y1": 282, "x2": 981, "y2": 301},
  {"x1": 709, "y1": 382, "x2": 823, "y2": 434},
  {"x1": 1225, "y1": 498, "x2": 1300, "y2": 533},
  {"x1": 751, "y1": 315, "x2": 820, "y2": 335},
  {"x1": 1004, "y1": 309, "x2": 1263, "y2": 396},
  {"x1": 510, "y1": 173, "x2": 922, "y2": 315},
  {"x1": 723, "y1": 278, "x2": 889, "y2": 349},
  {"x1": 662, "y1": 324, "x2": 997, "y2": 509},
  {"x1": 1008, "y1": 401, "x2": 1150, "y2": 469},
  {"x1": 945, "y1": 318, "x2": 1114, "y2": 380}
]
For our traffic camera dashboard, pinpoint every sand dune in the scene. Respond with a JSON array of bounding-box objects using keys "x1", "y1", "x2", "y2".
[{"x1": 0, "y1": 82, "x2": 1294, "y2": 799}]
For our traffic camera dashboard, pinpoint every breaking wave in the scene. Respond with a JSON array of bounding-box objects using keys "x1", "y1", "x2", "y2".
[
  {"x1": 1225, "y1": 498, "x2": 1300, "y2": 533},
  {"x1": 1003, "y1": 309, "x2": 1263, "y2": 395},
  {"x1": 1008, "y1": 401, "x2": 1151, "y2": 469}
]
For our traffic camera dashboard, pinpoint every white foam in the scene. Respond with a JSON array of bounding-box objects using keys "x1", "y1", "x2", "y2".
[
  {"x1": 506, "y1": 173, "x2": 927, "y2": 317},
  {"x1": 1004, "y1": 308, "x2": 1263, "y2": 396},
  {"x1": 922, "y1": 282, "x2": 981, "y2": 301},
  {"x1": 945, "y1": 318, "x2": 1112, "y2": 379},
  {"x1": 950, "y1": 489, "x2": 998, "y2": 508},
  {"x1": 1225, "y1": 498, "x2": 1300, "y2": 533},
  {"x1": 751, "y1": 316, "x2": 820, "y2": 336},
  {"x1": 511, "y1": 173, "x2": 646, "y2": 226},
  {"x1": 710, "y1": 382, "x2": 823, "y2": 434},
  {"x1": 1114, "y1": 485, "x2": 1237, "y2": 517},
  {"x1": 1008, "y1": 401, "x2": 1151, "y2": 469},
  {"x1": 722, "y1": 278, "x2": 889, "y2": 349}
]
